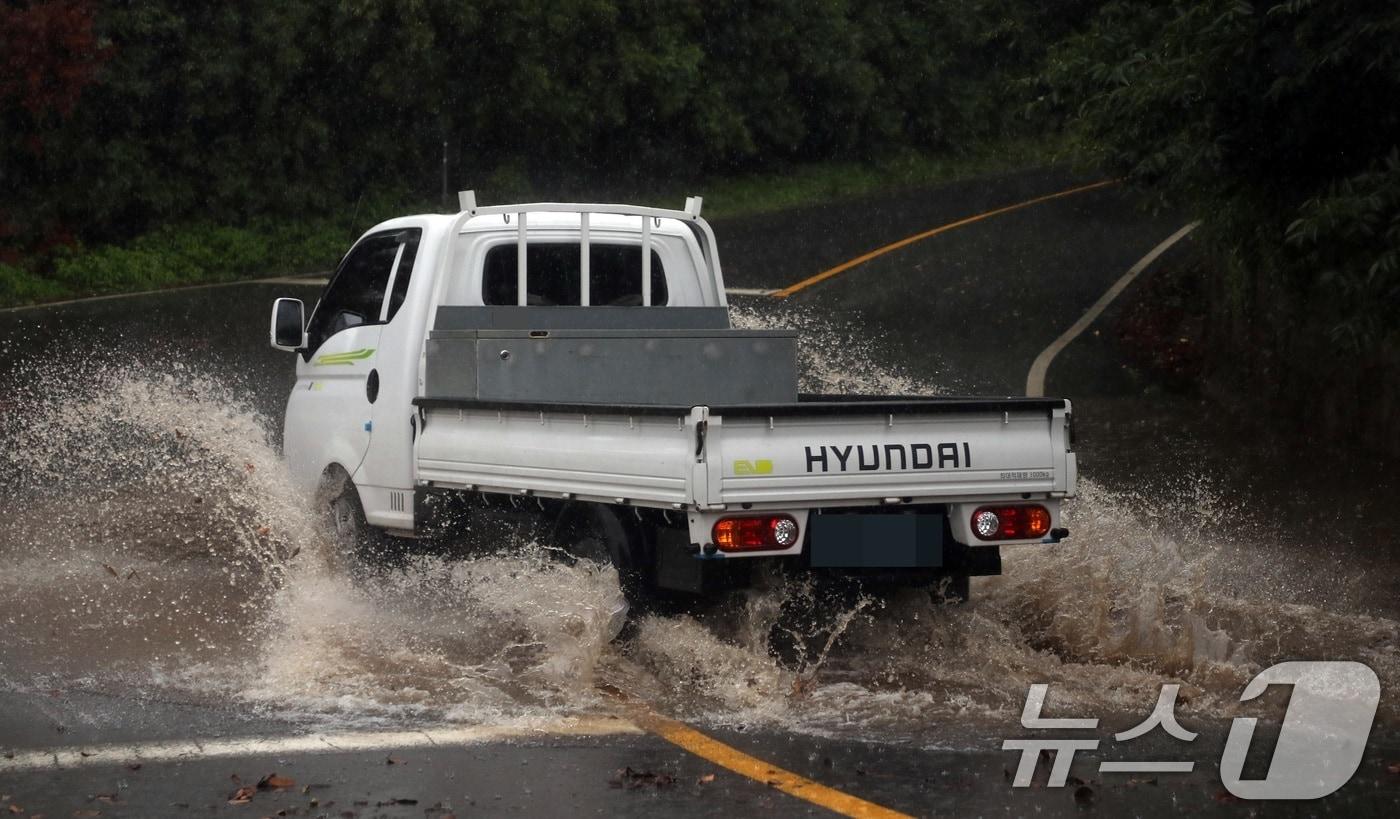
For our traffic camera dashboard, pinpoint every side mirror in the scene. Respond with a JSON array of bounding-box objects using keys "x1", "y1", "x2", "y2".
[{"x1": 270, "y1": 298, "x2": 306, "y2": 351}]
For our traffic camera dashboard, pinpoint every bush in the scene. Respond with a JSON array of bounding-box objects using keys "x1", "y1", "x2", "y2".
[
  {"x1": 1, "y1": 1, "x2": 1101, "y2": 250},
  {"x1": 4, "y1": 218, "x2": 362, "y2": 305},
  {"x1": 0, "y1": 263, "x2": 66, "y2": 304},
  {"x1": 1034, "y1": 0, "x2": 1400, "y2": 453},
  {"x1": 1034, "y1": 0, "x2": 1400, "y2": 352}
]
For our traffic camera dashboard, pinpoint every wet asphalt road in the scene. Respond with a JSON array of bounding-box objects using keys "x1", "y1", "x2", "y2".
[{"x1": 2, "y1": 167, "x2": 1398, "y2": 817}]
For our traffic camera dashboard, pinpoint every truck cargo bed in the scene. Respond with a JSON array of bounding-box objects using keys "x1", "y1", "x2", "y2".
[{"x1": 412, "y1": 394, "x2": 1075, "y2": 510}]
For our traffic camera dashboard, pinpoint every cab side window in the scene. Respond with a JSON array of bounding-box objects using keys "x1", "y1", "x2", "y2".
[
  {"x1": 384, "y1": 230, "x2": 420, "y2": 322},
  {"x1": 306, "y1": 229, "x2": 421, "y2": 354}
]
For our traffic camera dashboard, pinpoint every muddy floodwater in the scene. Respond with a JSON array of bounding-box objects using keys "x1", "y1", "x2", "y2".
[{"x1": 1, "y1": 285, "x2": 1397, "y2": 758}]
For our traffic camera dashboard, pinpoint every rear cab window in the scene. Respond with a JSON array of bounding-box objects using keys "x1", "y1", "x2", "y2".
[
  {"x1": 482, "y1": 244, "x2": 668, "y2": 306},
  {"x1": 438, "y1": 217, "x2": 707, "y2": 307}
]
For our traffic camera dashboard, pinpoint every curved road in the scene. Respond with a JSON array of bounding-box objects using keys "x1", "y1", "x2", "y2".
[{"x1": 1, "y1": 168, "x2": 1396, "y2": 818}]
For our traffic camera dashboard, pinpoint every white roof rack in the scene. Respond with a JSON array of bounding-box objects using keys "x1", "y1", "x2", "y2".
[
  {"x1": 437, "y1": 190, "x2": 724, "y2": 309},
  {"x1": 456, "y1": 189, "x2": 703, "y2": 221}
]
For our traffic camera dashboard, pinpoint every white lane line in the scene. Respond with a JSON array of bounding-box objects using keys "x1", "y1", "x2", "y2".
[
  {"x1": 724, "y1": 287, "x2": 778, "y2": 296},
  {"x1": 1025, "y1": 221, "x2": 1200, "y2": 397},
  {"x1": 0, "y1": 275, "x2": 330, "y2": 314},
  {"x1": 0, "y1": 716, "x2": 641, "y2": 773}
]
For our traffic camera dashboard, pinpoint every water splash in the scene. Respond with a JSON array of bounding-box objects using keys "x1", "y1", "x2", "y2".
[{"x1": 0, "y1": 312, "x2": 1394, "y2": 745}]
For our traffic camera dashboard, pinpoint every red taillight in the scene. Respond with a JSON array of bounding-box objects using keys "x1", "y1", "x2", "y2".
[
  {"x1": 712, "y1": 515, "x2": 800, "y2": 552},
  {"x1": 970, "y1": 505, "x2": 1051, "y2": 541}
]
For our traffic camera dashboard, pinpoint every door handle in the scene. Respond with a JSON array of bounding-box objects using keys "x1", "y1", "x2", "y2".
[{"x1": 366, "y1": 369, "x2": 380, "y2": 404}]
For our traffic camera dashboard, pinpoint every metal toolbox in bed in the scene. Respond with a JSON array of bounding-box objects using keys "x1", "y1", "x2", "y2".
[{"x1": 423, "y1": 325, "x2": 798, "y2": 406}]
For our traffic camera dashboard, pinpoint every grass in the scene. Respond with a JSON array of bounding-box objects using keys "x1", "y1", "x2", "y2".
[
  {"x1": 0, "y1": 136, "x2": 1074, "y2": 309},
  {"x1": 698, "y1": 136, "x2": 1070, "y2": 220}
]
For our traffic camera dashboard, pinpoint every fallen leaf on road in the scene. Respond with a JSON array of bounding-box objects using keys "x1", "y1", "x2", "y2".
[
  {"x1": 609, "y1": 767, "x2": 676, "y2": 790},
  {"x1": 7, "y1": 805, "x2": 22, "y2": 814},
  {"x1": 256, "y1": 774, "x2": 294, "y2": 791},
  {"x1": 228, "y1": 786, "x2": 255, "y2": 805},
  {"x1": 1213, "y1": 789, "x2": 1243, "y2": 804},
  {"x1": 255, "y1": 526, "x2": 271, "y2": 538},
  {"x1": 698, "y1": 773, "x2": 716, "y2": 784},
  {"x1": 102, "y1": 564, "x2": 118, "y2": 577}
]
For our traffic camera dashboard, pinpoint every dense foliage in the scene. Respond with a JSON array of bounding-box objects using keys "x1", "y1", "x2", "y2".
[
  {"x1": 0, "y1": 0, "x2": 1075, "y2": 255},
  {"x1": 1036, "y1": 0, "x2": 1400, "y2": 358},
  {"x1": 1033, "y1": 0, "x2": 1400, "y2": 451},
  {"x1": 4, "y1": 1, "x2": 1394, "y2": 449}
]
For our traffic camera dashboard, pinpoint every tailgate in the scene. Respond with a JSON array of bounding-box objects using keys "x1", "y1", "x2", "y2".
[{"x1": 704, "y1": 398, "x2": 1074, "y2": 507}]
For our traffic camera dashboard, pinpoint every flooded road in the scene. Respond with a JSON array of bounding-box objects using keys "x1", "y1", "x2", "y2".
[{"x1": 2, "y1": 173, "x2": 1398, "y2": 815}]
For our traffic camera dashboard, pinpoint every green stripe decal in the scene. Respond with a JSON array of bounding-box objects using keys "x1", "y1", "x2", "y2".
[{"x1": 314, "y1": 348, "x2": 375, "y2": 366}]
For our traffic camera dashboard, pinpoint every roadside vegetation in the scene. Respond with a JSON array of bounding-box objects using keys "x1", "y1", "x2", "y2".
[
  {"x1": 0, "y1": 136, "x2": 1064, "y2": 305},
  {"x1": 1033, "y1": 0, "x2": 1400, "y2": 454},
  {"x1": 0, "y1": 1, "x2": 1086, "y2": 306},
  {"x1": 1, "y1": 1, "x2": 1394, "y2": 451}
]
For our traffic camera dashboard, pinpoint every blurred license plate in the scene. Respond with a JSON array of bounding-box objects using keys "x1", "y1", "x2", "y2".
[{"x1": 808, "y1": 514, "x2": 943, "y2": 568}]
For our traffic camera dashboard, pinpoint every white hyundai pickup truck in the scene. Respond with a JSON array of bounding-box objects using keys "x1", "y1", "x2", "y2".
[{"x1": 269, "y1": 192, "x2": 1076, "y2": 610}]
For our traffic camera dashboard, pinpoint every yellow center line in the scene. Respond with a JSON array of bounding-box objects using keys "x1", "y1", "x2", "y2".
[
  {"x1": 633, "y1": 710, "x2": 913, "y2": 818},
  {"x1": 772, "y1": 178, "x2": 1120, "y2": 298}
]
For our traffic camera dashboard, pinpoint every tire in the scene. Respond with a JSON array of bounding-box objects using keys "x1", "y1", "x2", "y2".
[
  {"x1": 547, "y1": 504, "x2": 644, "y2": 640},
  {"x1": 318, "y1": 470, "x2": 402, "y2": 569}
]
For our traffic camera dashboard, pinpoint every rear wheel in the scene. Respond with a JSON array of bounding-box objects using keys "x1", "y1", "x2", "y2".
[{"x1": 546, "y1": 504, "x2": 652, "y2": 639}]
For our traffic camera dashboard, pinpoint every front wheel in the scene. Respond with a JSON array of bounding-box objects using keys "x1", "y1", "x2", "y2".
[{"x1": 318, "y1": 471, "x2": 401, "y2": 569}]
